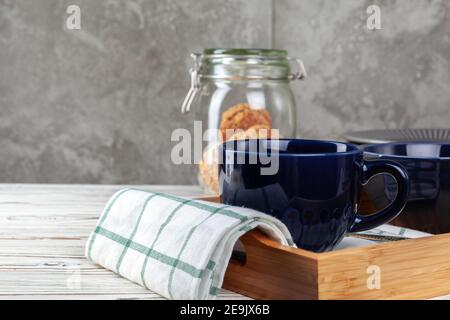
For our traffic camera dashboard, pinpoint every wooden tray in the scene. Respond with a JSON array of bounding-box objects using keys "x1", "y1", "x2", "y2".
[{"x1": 199, "y1": 196, "x2": 450, "y2": 300}]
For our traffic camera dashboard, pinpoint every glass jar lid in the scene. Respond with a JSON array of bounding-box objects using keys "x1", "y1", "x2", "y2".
[
  {"x1": 200, "y1": 48, "x2": 296, "y2": 81},
  {"x1": 181, "y1": 48, "x2": 306, "y2": 113}
]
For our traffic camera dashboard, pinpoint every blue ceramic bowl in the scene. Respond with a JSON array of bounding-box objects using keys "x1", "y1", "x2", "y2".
[{"x1": 363, "y1": 142, "x2": 450, "y2": 234}]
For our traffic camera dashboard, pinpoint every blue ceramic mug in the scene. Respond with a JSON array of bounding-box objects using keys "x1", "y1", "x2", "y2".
[{"x1": 219, "y1": 139, "x2": 409, "y2": 252}]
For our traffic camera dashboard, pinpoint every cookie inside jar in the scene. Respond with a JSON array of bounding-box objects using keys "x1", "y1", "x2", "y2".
[{"x1": 199, "y1": 103, "x2": 280, "y2": 194}]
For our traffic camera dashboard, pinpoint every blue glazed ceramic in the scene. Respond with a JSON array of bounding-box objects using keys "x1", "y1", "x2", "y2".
[
  {"x1": 363, "y1": 142, "x2": 450, "y2": 234},
  {"x1": 219, "y1": 139, "x2": 409, "y2": 252}
]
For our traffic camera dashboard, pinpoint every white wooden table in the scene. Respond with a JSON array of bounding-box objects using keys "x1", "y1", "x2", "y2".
[
  {"x1": 0, "y1": 184, "x2": 248, "y2": 300},
  {"x1": 1, "y1": 184, "x2": 448, "y2": 300}
]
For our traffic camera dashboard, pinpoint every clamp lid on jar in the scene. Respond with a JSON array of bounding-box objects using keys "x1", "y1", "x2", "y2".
[{"x1": 181, "y1": 48, "x2": 306, "y2": 113}]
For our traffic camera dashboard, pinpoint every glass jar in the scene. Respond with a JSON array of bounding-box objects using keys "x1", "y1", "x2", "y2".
[{"x1": 182, "y1": 48, "x2": 306, "y2": 194}]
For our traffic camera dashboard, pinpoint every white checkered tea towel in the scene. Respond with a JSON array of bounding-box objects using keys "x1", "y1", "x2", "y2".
[{"x1": 85, "y1": 188, "x2": 294, "y2": 300}]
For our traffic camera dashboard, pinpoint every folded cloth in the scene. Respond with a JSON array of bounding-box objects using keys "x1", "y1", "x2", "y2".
[
  {"x1": 85, "y1": 188, "x2": 294, "y2": 300},
  {"x1": 356, "y1": 223, "x2": 432, "y2": 238},
  {"x1": 337, "y1": 225, "x2": 431, "y2": 250}
]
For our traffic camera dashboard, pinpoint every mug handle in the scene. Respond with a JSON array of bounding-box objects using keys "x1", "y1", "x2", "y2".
[{"x1": 348, "y1": 160, "x2": 410, "y2": 233}]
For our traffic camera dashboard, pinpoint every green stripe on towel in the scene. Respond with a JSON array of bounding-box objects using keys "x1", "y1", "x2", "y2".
[
  {"x1": 95, "y1": 226, "x2": 209, "y2": 278},
  {"x1": 115, "y1": 193, "x2": 158, "y2": 273},
  {"x1": 167, "y1": 205, "x2": 230, "y2": 299},
  {"x1": 140, "y1": 199, "x2": 191, "y2": 288},
  {"x1": 209, "y1": 286, "x2": 220, "y2": 296},
  {"x1": 87, "y1": 188, "x2": 131, "y2": 260},
  {"x1": 129, "y1": 188, "x2": 248, "y2": 222}
]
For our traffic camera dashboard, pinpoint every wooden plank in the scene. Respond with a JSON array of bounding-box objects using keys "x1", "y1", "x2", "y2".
[
  {"x1": 0, "y1": 184, "x2": 246, "y2": 300},
  {"x1": 2, "y1": 185, "x2": 450, "y2": 300}
]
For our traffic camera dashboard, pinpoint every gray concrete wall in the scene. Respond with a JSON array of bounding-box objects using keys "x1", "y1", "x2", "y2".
[
  {"x1": 0, "y1": 0, "x2": 449, "y2": 184},
  {"x1": 276, "y1": 0, "x2": 450, "y2": 138}
]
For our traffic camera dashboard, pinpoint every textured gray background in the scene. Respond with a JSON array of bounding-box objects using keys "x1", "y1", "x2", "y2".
[{"x1": 0, "y1": 0, "x2": 449, "y2": 184}]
